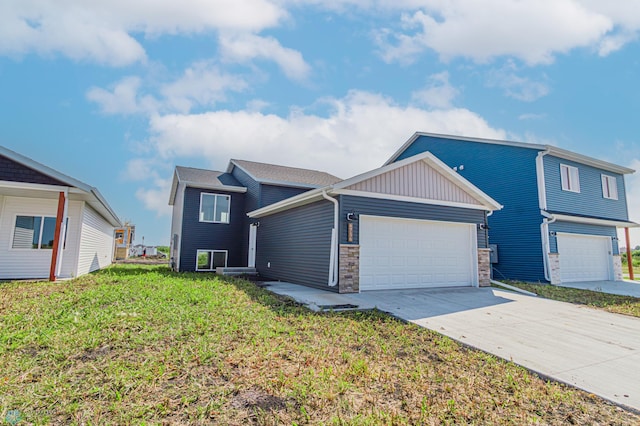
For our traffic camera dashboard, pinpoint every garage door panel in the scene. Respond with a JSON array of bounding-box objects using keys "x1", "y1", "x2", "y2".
[
  {"x1": 557, "y1": 233, "x2": 611, "y2": 282},
  {"x1": 359, "y1": 215, "x2": 476, "y2": 290}
]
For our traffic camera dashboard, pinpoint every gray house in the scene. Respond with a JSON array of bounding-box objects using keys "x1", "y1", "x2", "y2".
[{"x1": 170, "y1": 152, "x2": 501, "y2": 293}]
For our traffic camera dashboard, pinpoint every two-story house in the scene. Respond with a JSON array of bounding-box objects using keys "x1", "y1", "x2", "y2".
[{"x1": 385, "y1": 132, "x2": 637, "y2": 284}]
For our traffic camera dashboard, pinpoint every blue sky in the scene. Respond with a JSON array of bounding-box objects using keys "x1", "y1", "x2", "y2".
[{"x1": 2, "y1": 1, "x2": 640, "y2": 246}]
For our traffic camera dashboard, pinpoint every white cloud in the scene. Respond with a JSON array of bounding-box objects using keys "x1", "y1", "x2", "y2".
[
  {"x1": 411, "y1": 71, "x2": 459, "y2": 109},
  {"x1": 145, "y1": 90, "x2": 505, "y2": 180},
  {"x1": 136, "y1": 181, "x2": 173, "y2": 218},
  {"x1": 160, "y1": 62, "x2": 248, "y2": 113},
  {"x1": 87, "y1": 63, "x2": 247, "y2": 115},
  {"x1": 0, "y1": 0, "x2": 285, "y2": 66},
  {"x1": 376, "y1": 0, "x2": 617, "y2": 65},
  {"x1": 86, "y1": 77, "x2": 159, "y2": 115},
  {"x1": 487, "y1": 62, "x2": 550, "y2": 102},
  {"x1": 219, "y1": 33, "x2": 311, "y2": 81},
  {"x1": 518, "y1": 113, "x2": 546, "y2": 121}
]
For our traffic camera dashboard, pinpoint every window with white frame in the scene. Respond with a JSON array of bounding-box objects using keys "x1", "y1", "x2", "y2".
[
  {"x1": 601, "y1": 174, "x2": 618, "y2": 200},
  {"x1": 196, "y1": 250, "x2": 227, "y2": 271},
  {"x1": 12, "y1": 215, "x2": 57, "y2": 249},
  {"x1": 560, "y1": 164, "x2": 580, "y2": 193},
  {"x1": 199, "y1": 193, "x2": 230, "y2": 223}
]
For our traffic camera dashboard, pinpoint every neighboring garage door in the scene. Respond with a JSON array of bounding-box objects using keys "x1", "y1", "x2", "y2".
[
  {"x1": 556, "y1": 233, "x2": 611, "y2": 282},
  {"x1": 359, "y1": 215, "x2": 477, "y2": 290}
]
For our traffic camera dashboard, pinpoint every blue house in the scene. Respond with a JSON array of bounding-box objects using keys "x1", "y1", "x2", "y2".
[
  {"x1": 385, "y1": 132, "x2": 638, "y2": 284},
  {"x1": 169, "y1": 153, "x2": 502, "y2": 292}
]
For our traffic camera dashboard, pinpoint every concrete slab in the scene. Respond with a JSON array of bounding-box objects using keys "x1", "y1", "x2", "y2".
[
  {"x1": 555, "y1": 280, "x2": 640, "y2": 297},
  {"x1": 264, "y1": 282, "x2": 640, "y2": 412}
]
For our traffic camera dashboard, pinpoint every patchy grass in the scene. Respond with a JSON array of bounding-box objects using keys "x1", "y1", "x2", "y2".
[
  {"x1": 502, "y1": 282, "x2": 640, "y2": 318},
  {"x1": 1, "y1": 265, "x2": 638, "y2": 425}
]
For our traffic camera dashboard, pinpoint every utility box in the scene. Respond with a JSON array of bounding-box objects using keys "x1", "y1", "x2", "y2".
[{"x1": 489, "y1": 244, "x2": 499, "y2": 264}]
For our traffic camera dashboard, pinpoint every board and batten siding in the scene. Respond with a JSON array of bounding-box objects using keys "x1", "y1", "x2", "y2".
[
  {"x1": 0, "y1": 196, "x2": 82, "y2": 279},
  {"x1": 346, "y1": 160, "x2": 481, "y2": 206},
  {"x1": 548, "y1": 221, "x2": 619, "y2": 255},
  {"x1": 543, "y1": 155, "x2": 629, "y2": 221},
  {"x1": 179, "y1": 186, "x2": 246, "y2": 271},
  {"x1": 338, "y1": 195, "x2": 488, "y2": 248},
  {"x1": 394, "y1": 135, "x2": 545, "y2": 281},
  {"x1": 255, "y1": 200, "x2": 334, "y2": 290},
  {"x1": 76, "y1": 203, "x2": 115, "y2": 276}
]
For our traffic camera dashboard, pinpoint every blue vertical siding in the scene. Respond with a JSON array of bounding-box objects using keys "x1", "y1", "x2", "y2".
[
  {"x1": 548, "y1": 221, "x2": 619, "y2": 255},
  {"x1": 338, "y1": 195, "x2": 488, "y2": 248},
  {"x1": 395, "y1": 135, "x2": 546, "y2": 281},
  {"x1": 179, "y1": 187, "x2": 246, "y2": 271},
  {"x1": 255, "y1": 200, "x2": 335, "y2": 290},
  {"x1": 544, "y1": 155, "x2": 629, "y2": 221},
  {"x1": 260, "y1": 184, "x2": 310, "y2": 207}
]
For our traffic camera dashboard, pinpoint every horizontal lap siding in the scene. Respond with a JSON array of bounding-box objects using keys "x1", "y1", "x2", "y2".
[
  {"x1": 544, "y1": 155, "x2": 629, "y2": 221},
  {"x1": 179, "y1": 187, "x2": 246, "y2": 271},
  {"x1": 339, "y1": 195, "x2": 487, "y2": 248},
  {"x1": 255, "y1": 200, "x2": 334, "y2": 290},
  {"x1": 77, "y1": 204, "x2": 115, "y2": 275},
  {"x1": 0, "y1": 155, "x2": 67, "y2": 186},
  {"x1": 396, "y1": 135, "x2": 546, "y2": 281},
  {"x1": 549, "y1": 221, "x2": 619, "y2": 255},
  {"x1": 260, "y1": 184, "x2": 310, "y2": 208}
]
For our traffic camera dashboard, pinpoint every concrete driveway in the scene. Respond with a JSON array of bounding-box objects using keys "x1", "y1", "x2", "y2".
[
  {"x1": 556, "y1": 280, "x2": 640, "y2": 297},
  {"x1": 266, "y1": 283, "x2": 640, "y2": 412}
]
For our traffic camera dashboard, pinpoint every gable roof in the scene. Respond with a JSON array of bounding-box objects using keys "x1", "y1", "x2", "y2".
[
  {"x1": 169, "y1": 166, "x2": 246, "y2": 205},
  {"x1": 248, "y1": 151, "x2": 502, "y2": 218},
  {"x1": 227, "y1": 159, "x2": 342, "y2": 188},
  {"x1": 0, "y1": 145, "x2": 121, "y2": 227},
  {"x1": 384, "y1": 132, "x2": 635, "y2": 175}
]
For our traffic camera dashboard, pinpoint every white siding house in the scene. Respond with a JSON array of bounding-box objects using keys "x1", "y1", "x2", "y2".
[{"x1": 0, "y1": 145, "x2": 121, "y2": 280}]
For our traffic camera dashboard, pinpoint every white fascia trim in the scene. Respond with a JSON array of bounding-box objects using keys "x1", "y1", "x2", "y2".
[
  {"x1": 545, "y1": 212, "x2": 639, "y2": 228},
  {"x1": 536, "y1": 149, "x2": 549, "y2": 210},
  {"x1": 338, "y1": 151, "x2": 502, "y2": 211},
  {"x1": 546, "y1": 147, "x2": 635, "y2": 175},
  {"x1": 0, "y1": 180, "x2": 78, "y2": 193},
  {"x1": 333, "y1": 189, "x2": 491, "y2": 211},
  {"x1": 383, "y1": 132, "x2": 546, "y2": 166},
  {"x1": 247, "y1": 187, "x2": 327, "y2": 218},
  {"x1": 183, "y1": 181, "x2": 247, "y2": 193}
]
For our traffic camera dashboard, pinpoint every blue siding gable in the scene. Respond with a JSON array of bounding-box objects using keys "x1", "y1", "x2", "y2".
[
  {"x1": 394, "y1": 135, "x2": 546, "y2": 282},
  {"x1": 260, "y1": 184, "x2": 309, "y2": 207},
  {"x1": 230, "y1": 165, "x2": 260, "y2": 212},
  {"x1": 544, "y1": 155, "x2": 629, "y2": 221},
  {"x1": 179, "y1": 186, "x2": 246, "y2": 271}
]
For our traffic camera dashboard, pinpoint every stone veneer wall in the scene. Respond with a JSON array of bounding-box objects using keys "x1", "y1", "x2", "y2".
[
  {"x1": 339, "y1": 244, "x2": 360, "y2": 293},
  {"x1": 477, "y1": 248, "x2": 491, "y2": 287},
  {"x1": 548, "y1": 253, "x2": 561, "y2": 284},
  {"x1": 613, "y1": 255, "x2": 623, "y2": 281}
]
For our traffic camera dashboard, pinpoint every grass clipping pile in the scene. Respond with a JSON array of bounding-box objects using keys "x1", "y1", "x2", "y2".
[{"x1": 1, "y1": 265, "x2": 638, "y2": 425}]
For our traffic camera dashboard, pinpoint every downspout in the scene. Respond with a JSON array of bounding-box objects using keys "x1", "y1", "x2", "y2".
[
  {"x1": 322, "y1": 191, "x2": 339, "y2": 287},
  {"x1": 536, "y1": 149, "x2": 553, "y2": 282}
]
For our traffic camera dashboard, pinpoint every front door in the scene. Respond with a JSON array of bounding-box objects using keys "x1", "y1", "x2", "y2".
[{"x1": 248, "y1": 224, "x2": 257, "y2": 267}]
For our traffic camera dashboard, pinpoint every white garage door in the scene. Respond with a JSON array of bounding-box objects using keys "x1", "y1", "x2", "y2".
[
  {"x1": 557, "y1": 233, "x2": 611, "y2": 282},
  {"x1": 359, "y1": 215, "x2": 477, "y2": 291}
]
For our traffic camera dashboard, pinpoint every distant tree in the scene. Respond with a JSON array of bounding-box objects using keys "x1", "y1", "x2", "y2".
[{"x1": 157, "y1": 246, "x2": 170, "y2": 254}]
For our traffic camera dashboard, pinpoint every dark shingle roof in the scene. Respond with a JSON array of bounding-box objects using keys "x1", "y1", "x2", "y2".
[
  {"x1": 175, "y1": 166, "x2": 242, "y2": 187},
  {"x1": 230, "y1": 159, "x2": 341, "y2": 187}
]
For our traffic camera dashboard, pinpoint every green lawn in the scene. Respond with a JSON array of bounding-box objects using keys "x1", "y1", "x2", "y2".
[
  {"x1": 502, "y1": 281, "x2": 640, "y2": 318},
  {"x1": 1, "y1": 265, "x2": 638, "y2": 425}
]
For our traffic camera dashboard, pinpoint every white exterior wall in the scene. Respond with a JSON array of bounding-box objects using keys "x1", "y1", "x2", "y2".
[
  {"x1": 0, "y1": 196, "x2": 79, "y2": 279},
  {"x1": 76, "y1": 204, "x2": 115, "y2": 276},
  {"x1": 170, "y1": 183, "x2": 185, "y2": 270}
]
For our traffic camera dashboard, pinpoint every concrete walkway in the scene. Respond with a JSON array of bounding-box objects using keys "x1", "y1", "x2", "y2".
[
  {"x1": 265, "y1": 282, "x2": 640, "y2": 412},
  {"x1": 556, "y1": 280, "x2": 640, "y2": 297}
]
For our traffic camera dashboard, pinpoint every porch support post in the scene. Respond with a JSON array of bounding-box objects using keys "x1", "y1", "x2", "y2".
[
  {"x1": 625, "y1": 227, "x2": 634, "y2": 280},
  {"x1": 49, "y1": 191, "x2": 66, "y2": 281}
]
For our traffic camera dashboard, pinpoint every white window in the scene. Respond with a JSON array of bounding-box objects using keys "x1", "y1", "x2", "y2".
[
  {"x1": 196, "y1": 250, "x2": 228, "y2": 271},
  {"x1": 199, "y1": 193, "x2": 231, "y2": 223},
  {"x1": 560, "y1": 164, "x2": 580, "y2": 193},
  {"x1": 601, "y1": 174, "x2": 618, "y2": 200},
  {"x1": 12, "y1": 215, "x2": 57, "y2": 249}
]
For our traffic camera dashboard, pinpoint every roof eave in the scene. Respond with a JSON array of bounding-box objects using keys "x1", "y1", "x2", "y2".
[{"x1": 545, "y1": 146, "x2": 635, "y2": 175}]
